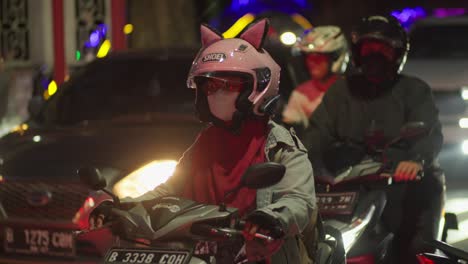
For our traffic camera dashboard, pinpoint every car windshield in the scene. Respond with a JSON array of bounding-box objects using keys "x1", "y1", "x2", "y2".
[
  {"x1": 41, "y1": 51, "x2": 196, "y2": 126},
  {"x1": 409, "y1": 24, "x2": 468, "y2": 59}
]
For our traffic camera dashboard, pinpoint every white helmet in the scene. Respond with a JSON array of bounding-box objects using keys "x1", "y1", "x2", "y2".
[{"x1": 293, "y1": 26, "x2": 349, "y2": 73}]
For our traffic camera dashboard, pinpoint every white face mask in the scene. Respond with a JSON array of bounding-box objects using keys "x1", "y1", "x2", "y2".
[{"x1": 207, "y1": 89, "x2": 239, "y2": 121}]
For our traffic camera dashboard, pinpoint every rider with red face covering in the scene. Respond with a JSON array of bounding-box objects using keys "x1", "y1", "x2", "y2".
[
  {"x1": 283, "y1": 26, "x2": 348, "y2": 128},
  {"x1": 302, "y1": 15, "x2": 444, "y2": 262},
  {"x1": 91, "y1": 19, "x2": 316, "y2": 264}
]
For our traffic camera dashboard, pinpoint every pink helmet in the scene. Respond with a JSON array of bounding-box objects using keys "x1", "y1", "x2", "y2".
[{"x1": 187, "y1": 19, "x2": 281, "y2": 124}]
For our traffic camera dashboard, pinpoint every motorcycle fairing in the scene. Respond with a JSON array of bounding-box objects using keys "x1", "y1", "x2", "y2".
[{"x1": 142, "y1": 196, "x2": 203, "y2": 231}]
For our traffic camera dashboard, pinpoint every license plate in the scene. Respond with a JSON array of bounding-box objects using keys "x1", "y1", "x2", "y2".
[
  {"x1": 104, "y1": 248, "x2": 191, "y2": 264},
  {"x1": 3, "y1": 226, "x2": 75, "y2": 257},
  {"x1": 317, "y1": 192, "x2": 358, "y2": 215}
]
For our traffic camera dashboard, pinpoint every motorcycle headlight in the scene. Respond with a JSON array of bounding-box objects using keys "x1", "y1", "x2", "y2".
[
  {"x1": 113, "y1": 160, "x2": 177, "y2": 199},
  {"x1": 341, "y1": 205, "x2": 375, "y2": 253}
]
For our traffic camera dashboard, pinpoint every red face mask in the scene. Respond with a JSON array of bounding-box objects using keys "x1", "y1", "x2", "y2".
[
  {"x1": 305, "y1": 53, "x2": 329, "y2": 65},
  {"x1": 305, "y1": 53, "x2": 330, "y2": 80},
  {"x1": 359, "y1": 40, "x2": 397, "y2": 83},
  {"x1": 360, "y1": 40, "x2": 395, "y2": 61}
]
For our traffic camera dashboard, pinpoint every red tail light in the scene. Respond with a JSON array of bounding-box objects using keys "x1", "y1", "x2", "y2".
[
  {"x1": 417, "y1": 255, "x2": 435, "y2": 264},
  {"x1": 347, "y1": 254, "x2": 375, "y2": 264},
  {"x1": 73, "y1": 196, "x2": 96, "y2": 229}
]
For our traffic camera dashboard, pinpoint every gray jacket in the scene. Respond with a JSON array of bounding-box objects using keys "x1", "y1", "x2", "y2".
[
  {"x1": 127, "y1": 120, "x2": 316, "y2": 263},
  {"x1": 303, "y1": 74, "x2": 443, "y2": 167}
]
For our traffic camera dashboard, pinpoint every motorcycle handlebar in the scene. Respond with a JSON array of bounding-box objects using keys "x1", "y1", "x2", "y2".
[
  {"x1": 73, "y1": 222, "x2": 112, "y2": 236},
  {"x1": 191, "y1": 224, "x2": 275, "y2": 243},
  {"x1": 74, "y1": 206, "x2": 136, "y2": 237}
]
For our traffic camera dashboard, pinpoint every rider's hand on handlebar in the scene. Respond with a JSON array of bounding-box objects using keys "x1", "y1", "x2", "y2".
[
  {"x1": 394, "y1": 161, "x2": 423, "y2": 182},
  {"x1": 243, "y1": 211, "x2": 285, "y2": 240},
  {"x1": 89, "y1": 201, "x2": 114, "y2": 230},
  {"x1": 243, "y1": 211, "x2": 285, "y2": 261}
]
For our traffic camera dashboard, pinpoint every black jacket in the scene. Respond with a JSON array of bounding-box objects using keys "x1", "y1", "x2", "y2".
[{"x1": 302, "y1": 74, "x2": 443, "y2": 168}]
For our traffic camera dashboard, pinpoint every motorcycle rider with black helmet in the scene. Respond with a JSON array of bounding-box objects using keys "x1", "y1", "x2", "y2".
[{"x1": 302, "y1": 15, "x2": 444, "y2": 262}]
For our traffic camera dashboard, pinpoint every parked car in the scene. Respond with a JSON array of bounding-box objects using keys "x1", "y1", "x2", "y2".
[
  {"x1": 0, "y1": 49, "x2": 205, "y2": 263},
  {"x1": 403, "y1": 16, "x2": 468, "y2": 186}
]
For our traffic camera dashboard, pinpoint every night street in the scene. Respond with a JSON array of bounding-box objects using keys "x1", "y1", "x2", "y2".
[{"x1": 0, "y1": 0, "x2": 467, "y2": 263}]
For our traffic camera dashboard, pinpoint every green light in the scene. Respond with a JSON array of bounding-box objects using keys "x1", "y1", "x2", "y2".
[{"x1": 76, "y1": 50, "x2": 81, "y2": 61}]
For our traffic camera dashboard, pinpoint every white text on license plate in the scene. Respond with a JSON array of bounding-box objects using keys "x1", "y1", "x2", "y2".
[
  {"x1": 4, "y1": 227, "x2": 74, "y2": 256},
  {"x1": 105, "y1": 248, "x2": 190, "y2": 264}
]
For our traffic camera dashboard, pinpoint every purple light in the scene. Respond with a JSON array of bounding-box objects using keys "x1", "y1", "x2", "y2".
[
  {"x1": 391, "y1": 7, "x2": 427, "y2": 29},
  {"x1": 84, "y1": 24, "x2": 108, "y2": 48},
  {"x1": 89, "y1": 32, "x2": 100, "y2": 46},
  {"x1": 391, "y1": 7, "x2": 426, "y2": 23},
  {"x1": 293, "y1": 0, "x2": 307, "y2": 8},
  {"x1": 230, "y1": 0, "x2": 255, "y2": 11},
  {"x1": 97, "y1": 23, "x2": 107, "y2": 36},
  {"x1": 40, "y1": 77, "x2": 49, "y2": 89},
  {"x1": 433, "y1": 8, "x2": 466, "y2": 18}
]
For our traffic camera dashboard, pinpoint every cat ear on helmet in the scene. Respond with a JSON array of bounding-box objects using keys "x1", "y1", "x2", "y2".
[
  {"x1": 200, "y1": 24, "x2": 223, "y2": 47},
  {"x1": 239, "y1": 18, "x2": 269, "y2": 50}
]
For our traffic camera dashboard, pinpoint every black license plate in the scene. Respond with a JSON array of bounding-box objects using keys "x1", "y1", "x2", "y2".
[
  {"x1": 317, "y1": 192, "x2": 358, "y2": 215},
  {"x1": 104, "y1": 248, "x2": 191, "y2": 264},
  {"x1": 3, "y1": 226, "x2": 75, "y2": 257}
]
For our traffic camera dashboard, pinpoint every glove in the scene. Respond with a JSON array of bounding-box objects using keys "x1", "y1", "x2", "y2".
[
  {"x1": 244, "y1": 211, "x2": 285, "y2": 240},
  {"x1": 89, "y1": 201, "x2": 114, "y2": 229},
  {"x1": 243, "y1": 211, "x2": 285, "y2": 262}
]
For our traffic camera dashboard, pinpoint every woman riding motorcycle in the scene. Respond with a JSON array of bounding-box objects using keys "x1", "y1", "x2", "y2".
[
  {"x1": 302, "y1": 15, "x2": 445, "y2": 263},
  {"x1": 283, "y1": 26, "x2": 348, "y2": 128},
  {"x1": 90, "y1": 19, "x2": 316, "y2": 264}
]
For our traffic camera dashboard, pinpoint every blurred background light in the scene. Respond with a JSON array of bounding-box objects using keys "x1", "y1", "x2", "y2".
[
  {"x1": 433, "y1": 8, "x2": 466, "y2": 18},
  {"x1": 84, "y1": 24, "x2": 108, "y2": 48},
  {"x1": 391, "y1": 7, "x2": 427, "y2": 29},
  {"x1": 280, "y1": 31, "x2": 297, "y2": 45},
  {"x1": 291, "y1": 13, "x2": 313, "y2": 30},
  {"x1": 462, "y1": 87, "x2": 468, "y2": 100},
  {"x1": 123, "y1": 24, "x2": 134, "y2": 35},
  {"x1": 47, "y1": 81, "x2": 58, "y2": 97},
  {"x1": 96, "y1": 40, "x2": 111, "y2": 58},
  {"x1": 459, "y1": 118, "x2": 468, "y2": 129},
  {"x1": 462, "y1": 140, "x2": 468, "y2": 155},
  {"x1": 222, "y1": 13, "x2": 256, "y2": 38}
]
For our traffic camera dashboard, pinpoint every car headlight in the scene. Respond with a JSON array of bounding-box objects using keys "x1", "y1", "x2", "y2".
[
  {"x1": 462, "y1": 87, "x2": 468, "y2": 100},
  {"x1": 341, "y1": 205, "x2": 375, "y2": 253},
  {"x1": 459, "y1": 118, "x2": 468, "y2": 129},
  {"x1": 113, "y1": 160, "x2": 177, "y2": 198},
  {"x1": 462, "y1": 140, "x2": 468, "y2": 155}
]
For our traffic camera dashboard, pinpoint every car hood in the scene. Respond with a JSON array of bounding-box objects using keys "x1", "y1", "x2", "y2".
[
  {"x1": 403, "y1": 59, "x2": 468, "y2": 91},
  {"x1": 0, "y1": 120, "x2": 203, "y2": 181}
]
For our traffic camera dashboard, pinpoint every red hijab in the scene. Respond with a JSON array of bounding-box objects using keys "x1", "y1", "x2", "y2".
[{"x1": 182, "y1": 119, "x2": 268, "y2": 216}]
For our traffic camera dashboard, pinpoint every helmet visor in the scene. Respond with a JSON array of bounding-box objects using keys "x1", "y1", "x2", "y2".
[{"x1": 193, "y1": 73, "x2": 253, "y2": 96}]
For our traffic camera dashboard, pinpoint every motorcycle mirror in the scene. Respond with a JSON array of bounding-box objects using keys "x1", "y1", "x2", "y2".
[
  {"x1": 219, "y1": 162, "x2": 286, "y2": 212},
  {"x1": 399, "y1": 122, "x2": 428, "y2": 139},
  {"x1": 241, "y1": 162, "x2": 286, "y2": 189},
  {"x1": 78, "y1": 167, "x2": 107, "y2": 191}
]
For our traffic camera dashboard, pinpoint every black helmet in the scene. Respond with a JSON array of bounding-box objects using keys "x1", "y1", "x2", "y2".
[{"x1": 351, "y1": 15, "x2": 409, "y2": 73}]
